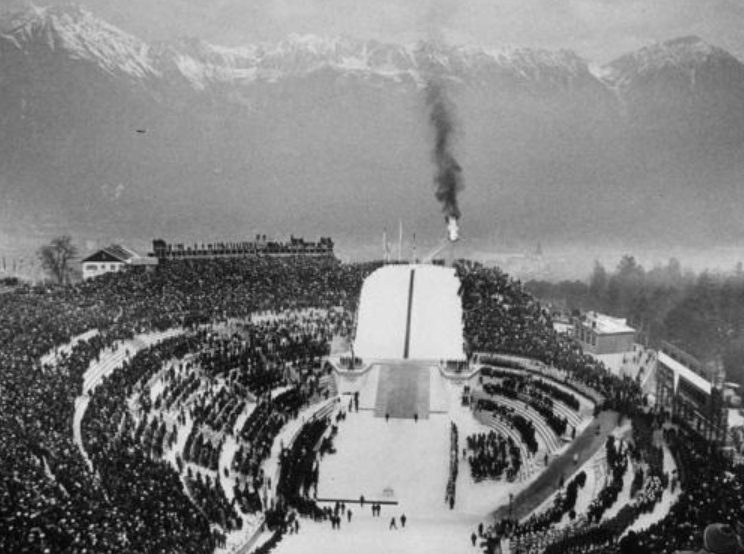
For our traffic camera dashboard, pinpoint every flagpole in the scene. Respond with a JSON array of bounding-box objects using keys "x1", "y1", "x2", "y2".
[
  {"x1": 398, "y1": 220, "x2": 403, "y2": 263},
  {"x1": 383, "y1": 228, "x2": 388, "y2": 263}
]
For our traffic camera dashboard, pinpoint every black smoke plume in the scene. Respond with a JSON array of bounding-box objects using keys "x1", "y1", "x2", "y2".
[{"x1": 426, "y1": 79, "x2": 464, "y2": 222}]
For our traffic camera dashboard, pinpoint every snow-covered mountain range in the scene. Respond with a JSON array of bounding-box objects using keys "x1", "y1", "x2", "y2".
[
  {"x1": 2, "y1": 4, "x2": 744, "y2": 254},
  {"x1": 0, "y1": 5, "x2": 637, "y2": 89}
]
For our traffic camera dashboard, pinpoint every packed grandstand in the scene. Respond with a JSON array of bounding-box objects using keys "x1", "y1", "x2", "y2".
[{"x1": 2, "y1": 256, "x2": 743, "y2": 554}]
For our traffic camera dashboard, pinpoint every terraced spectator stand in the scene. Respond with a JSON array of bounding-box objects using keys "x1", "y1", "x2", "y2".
[
  {"x1": 41, "y1": 328, "x2": 100, "y2": 369},
  {"x1": 237, "y1": 398, "x2": 336, "y2": 554},
  {"x1": 72, "y1": 329, "x2": 184, "y2": 470},
  {"x1": 472, "y1": 353, "x2": 605, "y2": 407},
  {"x1": 473, "y1": 369, "x2": 590, "y2": 451},
  {"x1": 474, "y1": 410, "x2": 535, "y2": 481},
  {"x1": 4, "y1": 256, "x2": 719, "y2": 554},
  {"x1": 472, "y1": 358, "x2": 598, "y2": 413},
  {"x1": 270, "y1": 398, "x2": 337, "y2": 495},
  {"x1": 1, "y1": 256, "x2": 376, "y2": 554},
  {"x1": 472, "y1": 402, "x2": 536, "y2": 481}
]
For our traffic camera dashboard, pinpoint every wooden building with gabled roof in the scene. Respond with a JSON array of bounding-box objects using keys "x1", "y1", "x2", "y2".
[{"x1": 81, "y1": 245, "x2": 156, "y2": 280}]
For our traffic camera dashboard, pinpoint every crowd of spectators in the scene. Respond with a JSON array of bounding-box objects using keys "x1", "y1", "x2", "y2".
[
  {"x1": 510, "y1": 470, "x2": 587, "y2": 554},
  {"x1": 457, "y1": 261, "x2": 644, "y2": 416},
  {"x1": 274, "y1": 415, "x2": 333, "y2": 520},
  {"x1": 4, "y1": 252, "x2": 744, "y2": 554},
  {"x1": 586, "y1": 436, "x2": 629, "y2": 523},
  {"x1": 475, "y1": 397, "x2": 539, "y2": 455},
  {"x1": 0, "y1": 256, "x2": 376, "y2": 553},
  {"x1": 480, "y1": 366, "x2": 581, "y2": 413},
  {"x1": 446, "y1": 422, "x2": 460, "y2": 509},
  {"x1": 184, "y1": 470, "x2": 242, "y2": 532},
  {"x1": 482, "y1": 379, "x2": 569, "y2": 437},
  {"x1": 82, "y1": 336, "x2": 221, "y2": 552},
  {"x1": 465, "y1": 430, "x2": 522, "y2": 482}
]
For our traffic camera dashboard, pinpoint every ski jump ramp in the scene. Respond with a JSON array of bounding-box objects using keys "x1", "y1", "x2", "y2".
[{"x1": 354, "y1": 264, "x2": 466, "y2": 361}]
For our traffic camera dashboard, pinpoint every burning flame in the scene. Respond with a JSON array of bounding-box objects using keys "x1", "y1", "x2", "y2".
[{"x1": 447, "y1": 217, "x2": 459, "y2": 242}]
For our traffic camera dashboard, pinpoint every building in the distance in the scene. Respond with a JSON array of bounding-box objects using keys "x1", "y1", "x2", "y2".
[
  {"x1": 150, "y1": 235, "x2": 334, "y2": 261},
  {"x1": 572, "y1": 311, "x2": 636, "y2": 355},
  {"x1": 81, "y1": 245, "x2": 157, "y2": 280},
  {"x1": 552, "y1": 315, "x2": 574, "y2": 336},
  {"x1": 655, "y1": 341, "x2": 728, "y2": 448}
]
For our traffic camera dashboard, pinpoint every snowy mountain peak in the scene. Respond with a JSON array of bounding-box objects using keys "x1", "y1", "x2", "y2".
[
  {"x1": 3, "y1": 4, "x2": 741, "y2": 96},
  {"x1": 604, "y1": 35, "x2": 738, "y2": 87},
  {"x1": 0, "y1": 4, "x2": 158, "y2": 79},
  {"x1": 0, "y1": 5, "x2": 597, "y2": 89}
]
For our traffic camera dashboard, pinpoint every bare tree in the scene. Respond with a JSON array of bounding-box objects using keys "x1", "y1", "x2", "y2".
[{"x1": 38, "y1": 236, "x2": 77, "y2": 285}]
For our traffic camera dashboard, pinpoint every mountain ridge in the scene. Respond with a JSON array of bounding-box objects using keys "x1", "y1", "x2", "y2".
[
  {"x1": 2, "y1": 3, "x2": 744, "y2": 258},
  {"x1": 1, "y1": 4, "x2": 720, "y2": 89}
]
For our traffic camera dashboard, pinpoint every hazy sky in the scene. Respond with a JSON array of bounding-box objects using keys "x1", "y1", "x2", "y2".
[{"x1": 20, "y1": 0, "x2": 744, "y2": 61}]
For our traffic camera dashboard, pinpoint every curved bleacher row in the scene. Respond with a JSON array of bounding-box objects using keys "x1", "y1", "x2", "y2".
[
  {"x1": 509, "y1": 470, "x2": 588, "y2": 554},
  {"x1": 457, "y1": 261, "x2": 643, "y2": 414},
  {"x1": 0, "y1": 256, "x2": 377, "y2": 553},
  {"x1": 470, "y1": 365, "x2": 588, "y2": 479},
  {"x1": 475, "y1": 409, "x2": 535, "y2": 482},
  {"x1": 456, "y1": 261, "x2": 744, "y2": 554},
  {"x1": 465, "y1": 430, "x2": 522, "y2": 482},
  {"x1": 3, "y1": 255, "x2": 742, "y2": 554},
  {"x1": 468, "y1": 360, "x2": 601, "y2": 483},
  {"x1": 74, "y1": 311, "x2": 348, "y2": 551}
]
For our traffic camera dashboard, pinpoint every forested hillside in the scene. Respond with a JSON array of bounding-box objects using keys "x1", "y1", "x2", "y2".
[{"x1": 526, "y1": 256, "x2": 744, "y2": 387}]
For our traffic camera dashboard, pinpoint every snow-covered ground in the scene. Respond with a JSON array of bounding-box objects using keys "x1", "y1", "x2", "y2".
[
  {"x1": 408, "y1": 265, "x2": 465, "y2": 361},
  {"x1": 354, "y1": 264, "x2": 465, "y2": 361},
  {"x1": 318, "y1": 410, "x2": 452, "y2": 514},
  {"x1": 594, "y1": 344, "x2": 656, "y2": 382},
  {"x1": 448, "y1": 388, "x2": 528, "y2": 515},
  {"x1": 336, "y1": 365, "x2": 379, "y2": 408},
  {"x1": 276, "y1": 511, "x2": 482, "y2": 554},
  {"x1": 271, "y1": 366, "x2": 521, "y2": 554}
]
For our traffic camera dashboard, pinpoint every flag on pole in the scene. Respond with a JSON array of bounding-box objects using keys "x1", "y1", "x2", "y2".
[
  {"x1": 398, "y1": 220, "x2": 403, "y2": 262},
  {"x1": 383, "y1": 228, "x2": 391, "y2": 262}
]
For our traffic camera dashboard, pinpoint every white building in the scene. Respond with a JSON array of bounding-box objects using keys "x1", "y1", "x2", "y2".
[
  {"x1": 573, "y1": 311, "x2": 636, "y2": 355},
  {"x1": 81, "y1": 245, "x2": 156, "y2": 280}
]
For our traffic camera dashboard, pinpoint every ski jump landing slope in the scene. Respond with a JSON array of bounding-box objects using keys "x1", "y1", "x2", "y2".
[{"x1": 354, "y1": 264, "x2": 465, "y2": 361}]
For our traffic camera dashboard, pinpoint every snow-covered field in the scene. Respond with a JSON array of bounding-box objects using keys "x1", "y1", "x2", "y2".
[
  {"x1": 318, "y1": 410, "x2": 451, "y2": 512},
  {"x1": 276, "y1": 511, "x2": 483, "y2": 554},
  {"x1": 271, "y1": 365, "x2": 517, "y2": 554},
  {"x1": 354, "y1": 264, "x2": 465, "y2": 361}
]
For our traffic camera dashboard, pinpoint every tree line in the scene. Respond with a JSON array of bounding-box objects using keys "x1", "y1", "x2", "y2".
[{"x1": 526, "y1": 256, "x2": 744, "y2": 389}]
